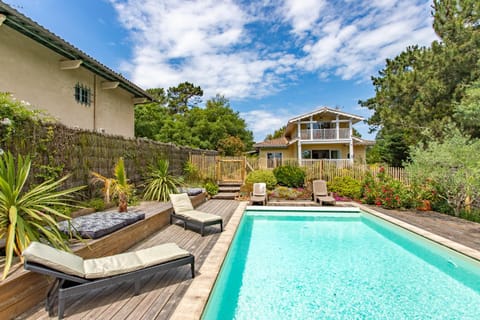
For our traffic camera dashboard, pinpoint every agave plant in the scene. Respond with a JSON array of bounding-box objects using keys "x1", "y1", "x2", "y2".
[
  {"x1": 144, "y1": 159, "x2": 182, "y2": 202},
  {"x1": 0, "y1": 152, "x2": 84, "y2": 279}
]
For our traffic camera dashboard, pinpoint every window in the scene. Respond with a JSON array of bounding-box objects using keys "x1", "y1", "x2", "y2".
[
  {"x1": 267, "y1": 152, "x2": 282, "y2": 168},
  {"x1": 74, "y1": 83, "x2": 92, "y2": 106},
  {"x1": 302, "y1": 149, "x2": 341, "y2": 159}
]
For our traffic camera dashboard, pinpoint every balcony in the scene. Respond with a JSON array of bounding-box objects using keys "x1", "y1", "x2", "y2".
[{"x1": 300, "y1": 128, "x2": 350, "y2": 140}]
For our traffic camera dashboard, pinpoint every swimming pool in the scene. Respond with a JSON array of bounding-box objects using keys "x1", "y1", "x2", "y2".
[{"x1": 202, "y1": 207, "x2": 480, "y2": 319}]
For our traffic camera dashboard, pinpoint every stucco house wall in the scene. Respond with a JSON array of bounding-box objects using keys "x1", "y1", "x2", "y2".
[{"x1": 0, "y1": 25, "x2": 135, "y2": 137}]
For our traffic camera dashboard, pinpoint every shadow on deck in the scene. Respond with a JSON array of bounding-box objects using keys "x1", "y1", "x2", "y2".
[{"x1": 18, "y1": 199, "x2": 240, "y2": 320}]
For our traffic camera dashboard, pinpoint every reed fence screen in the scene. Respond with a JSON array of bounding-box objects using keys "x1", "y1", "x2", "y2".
[{"x1": 0, "y1": 121, "x2": 216, "y2": 194}]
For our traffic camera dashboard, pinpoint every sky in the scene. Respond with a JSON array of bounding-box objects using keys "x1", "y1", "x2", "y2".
[{"x1": 4, "y1": 0, "x2": 438, "y2": 142}]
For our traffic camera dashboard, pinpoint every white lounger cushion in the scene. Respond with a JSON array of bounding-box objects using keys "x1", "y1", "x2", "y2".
[
  {"x1": 169, "y1": 193, "x2": 194, "y2": 213},
  {"x1": 170, "y1": 193, "x2": 221, "y2": 223},
  {"x1": 23, "y1": 242, "x2": 190, "y2": 279},
  {"x1": 23, "y1": 241, "x2": 85, "y2": 278},
  {"x1": 179, "y1": 210, "x2": 222, "y2": 223},
  {"x1": 84, "y1": 243, "x2": 190, "y2": 278}
]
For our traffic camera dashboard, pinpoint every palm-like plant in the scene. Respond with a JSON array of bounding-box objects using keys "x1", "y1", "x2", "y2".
[
  {"x1": 144, "y1": 159, "x2": 182, "y2": 202},
  {"x1": 111, "y1": 157, "x2": 132, "y2": 212},
  {"x1": 90, "y1": 158, "x2": 133, "y2": 212},
  {"x1": 90, "y1": 172, "x2": 113, "y2": 204},
  {"x1": 0, "y1": 152, "x2": 84, "y2": 280}
]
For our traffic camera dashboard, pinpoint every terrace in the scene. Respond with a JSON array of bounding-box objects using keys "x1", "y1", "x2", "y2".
[
  {"x1": 7, "y1": 199, "x2": 480, "y2": 320},
  {"x1": 3, "y1": 198, "x2": 240, "y2": 320}
]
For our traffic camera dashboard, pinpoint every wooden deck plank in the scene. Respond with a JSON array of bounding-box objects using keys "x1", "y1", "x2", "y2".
[{"x1": 19, "y1": 200, "x2": 240, "y2": 320}]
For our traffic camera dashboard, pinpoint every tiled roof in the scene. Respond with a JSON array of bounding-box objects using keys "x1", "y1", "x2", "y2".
[
  {"x1": 253, "y1": 137, "x2": 290, "y2": 148},
  {"x1": 353, "y1": 136, "x2": 375, "y2": 145},
  {"x1": 0, "y1": 2, "x2": 153, "y2": 101}
]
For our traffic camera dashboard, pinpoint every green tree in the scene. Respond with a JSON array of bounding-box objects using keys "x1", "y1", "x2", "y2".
[
  {"x1": 361, "y1": 0, "x2": 480, "y2": 165},
  {"x1": 167, "y1": 82, "x2": 203, "y2": 114},
  {"x1": 217, "y1": 135, "x2": 246, "y2": 156},
  {"x1": 454, "y1": 79, "x2": 480, "y2": 138},
  {"x1": 265, "y1": 126, "x2": 286, "y2": 140},
  {"x1": 134, "y1": 87, "x2": 254, "y2": 152}
]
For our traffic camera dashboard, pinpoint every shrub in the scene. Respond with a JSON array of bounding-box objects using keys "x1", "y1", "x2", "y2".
[
  {"x1": 360, "y1": 169, "x2": 414, "y2": 209},
  {"x1": 183, "y1": 160, "x2": 202, "y2": 184},
  {"x1": 273, "y1": 165, "x2": 305, "y2": 188},
  {"x1": 405, "y1": 128, "x2": 480, "y2": 216},
  {"x1": 80, "y1": 198, "x2": 106, "y2": 211},
  {"x1": 204, "y1": 181, "x2": 219, "y2": 196},
  {"x1": 269, "y1": 186, "x2": 311, "y2": 200},
  {"x1": 327, "y1": 176, "x2": 362, "y2": 199},
  {"x1": 245, "y1": 170, "x2": 277, "y2": 190}
]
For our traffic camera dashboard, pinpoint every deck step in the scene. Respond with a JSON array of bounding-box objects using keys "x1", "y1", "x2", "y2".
[
  {"x1": 218, "y1": 186, "x2": 241, "y2": 192},
  {"x1": 212, "y1": 192, "x2": 238, "y2": 200}
]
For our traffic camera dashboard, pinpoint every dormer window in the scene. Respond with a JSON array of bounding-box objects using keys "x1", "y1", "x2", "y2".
[{"x1": 74, "y1": 83, "x2": 92, "y2": 106}]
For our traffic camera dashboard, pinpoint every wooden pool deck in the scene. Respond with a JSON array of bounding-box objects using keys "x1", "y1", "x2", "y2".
[
  {"x1": 18, "y1": 199, "x2": 241, "y2": 320},
  {"x1": 14, "y1": 201, "x2": 480, "y2": 320}
]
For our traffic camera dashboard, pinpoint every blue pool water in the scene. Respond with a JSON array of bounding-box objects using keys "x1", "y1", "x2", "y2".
[{"x1": 202, "y1": 208, "x2": 480, "y2": 319}]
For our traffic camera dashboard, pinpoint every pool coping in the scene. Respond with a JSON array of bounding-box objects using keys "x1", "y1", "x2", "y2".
[
  {"x1": 170, "y1": 201, "x2": 249, "y2": 320},
  {"x1": 170, "y1": 203, "x2": 480, "y2": 320},
  {"x1": 353, "y1": 202, "x2": 480, "y2": 262}
]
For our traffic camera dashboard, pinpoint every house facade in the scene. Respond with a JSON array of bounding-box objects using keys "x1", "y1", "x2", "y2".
[
  {"x1": 254, "y1": 107, "x2": 374, "y2": 168},
  {"x1": 0, "y1": 3, "x2": 152, "y2": 137}
]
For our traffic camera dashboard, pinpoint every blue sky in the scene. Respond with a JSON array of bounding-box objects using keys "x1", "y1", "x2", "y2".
[{"x1": 4, "y1": 0, "x2": 437, "y2": 142}]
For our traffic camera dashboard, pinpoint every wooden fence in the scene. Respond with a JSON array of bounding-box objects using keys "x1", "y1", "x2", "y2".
[{"x1": 243, "y1": 158, "x2": 408, "y2": 184}]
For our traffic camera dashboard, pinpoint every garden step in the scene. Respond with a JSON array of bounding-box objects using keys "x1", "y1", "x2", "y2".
[
  {"x1": 218, "y1": 186, "x2": 241, "y2": 192},
  {"x1": 212, "y1": 192, "x2": 238, "y2": 200}
]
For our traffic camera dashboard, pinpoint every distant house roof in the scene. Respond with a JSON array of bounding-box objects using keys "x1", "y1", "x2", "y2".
[
  {"x1": 287, "y1": 106, "x2": 364, "y2": 124},
  {"x1": 0, "y1": 2, "x2": 153, "y2": 102},
  {"x1": 352, "y1": 136, "x2": 375, "y2": 146},
  {"x1": 253, "y1": 137, "x2": 291, "y2": 148}
]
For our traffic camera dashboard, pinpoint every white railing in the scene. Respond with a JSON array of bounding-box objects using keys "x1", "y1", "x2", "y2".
[{"x1": 300, "y1": 128, "x2": 350, "y2": 140}]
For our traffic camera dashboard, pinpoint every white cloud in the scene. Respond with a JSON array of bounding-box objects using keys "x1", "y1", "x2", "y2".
[
  {"x1": 110, "y1": 0, "x2": 437, "y2": 101},
  {"x1": 298, "y1": 0, "x2": 437, "y2": 80},
  {"x1": 241, "y1": 109, "x2": 292, "y2": 142},
  {"x1": 280, "y1": 0, "x2": 327, "y2": 36}
]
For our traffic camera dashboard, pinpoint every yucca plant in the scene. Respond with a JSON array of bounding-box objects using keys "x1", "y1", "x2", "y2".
[
  {"x1": 144, "y1": 159, "x2": 182, "y2": 202},
  {"x1": 0, "y1": 152, "x2": 84, "y2": 280}
]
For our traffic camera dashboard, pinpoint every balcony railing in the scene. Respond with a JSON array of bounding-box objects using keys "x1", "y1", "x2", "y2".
[{"x1": 300, "y1": 128, "x2": 350, "y2": 140}]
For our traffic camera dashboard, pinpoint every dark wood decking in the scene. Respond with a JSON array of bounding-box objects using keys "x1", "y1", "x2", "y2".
[{"x1": 19, "y1": 200, "x2": 240, "y2": 320}]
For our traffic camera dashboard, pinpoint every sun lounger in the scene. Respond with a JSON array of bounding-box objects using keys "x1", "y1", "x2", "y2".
[
  {"x1": 250, "y1": 182, "x2": 267, "y2": 205},
  {"x1": 169, "y1": 193, "x2": 223, "y2": 236},
  {"x1": 23, "y1": 241, "x2": 194, "y2": 319},
  {"x1": 312, "y1": 179, "x2": 336, "y2": 205}
]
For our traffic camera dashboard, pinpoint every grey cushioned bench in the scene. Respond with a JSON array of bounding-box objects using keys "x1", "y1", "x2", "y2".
[{"x1": 57, "y1": 210, "x2": 145, "y2": 239}]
